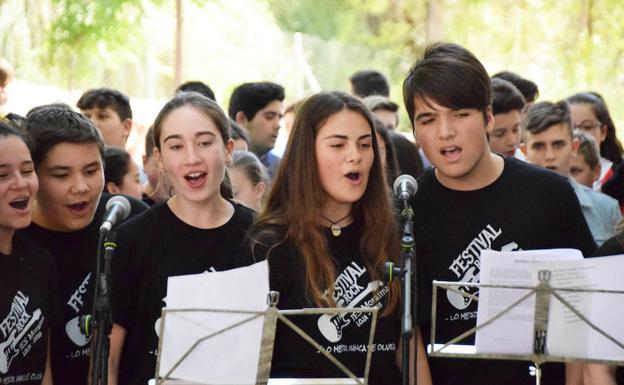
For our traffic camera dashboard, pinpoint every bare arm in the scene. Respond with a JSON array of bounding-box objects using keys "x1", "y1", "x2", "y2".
[
  {"x1": 583, "y1": 363, "x2": 617, "y2": 385},
  {"x1": 396, "y1": 328, "x2": 432, "y2": 385},
  {"x1": 41, "y1": 330, "x2": 53, "y2": 385},
  {"x1": 107, "y1": 324, "x2": 127, "y2": 385},
  {"x1": 415, "y1": 328, "x2": 432, "y2": 385},
  {"x1": 565, "y1": 362, "x2": 583, "y2": 385}
]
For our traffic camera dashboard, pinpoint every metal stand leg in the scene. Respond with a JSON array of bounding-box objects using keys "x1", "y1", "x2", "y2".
[{"x1": 530, "y1": 362, "x2": 542, "y2": 385}]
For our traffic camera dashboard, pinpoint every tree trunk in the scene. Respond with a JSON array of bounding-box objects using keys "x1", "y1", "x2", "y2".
[
  {"x1": 174, "y1": 0, "x2": 183, "y2": 87},
  {"x1": 581, "y1": 0, "x2": 593, "y2": 36},
  {"x1": 425, "y1": 0, "x2": 444, "y2": 43}
]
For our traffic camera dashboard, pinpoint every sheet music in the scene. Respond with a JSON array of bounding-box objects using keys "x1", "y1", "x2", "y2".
[
  {"x1": 475, "y1": 249, "x2": 582, "y2": 355},
  {"x1": 158, "y1": 260, "x2": 270, "y2": 385},
  {"x1": 547, "y1": 254, "x2": 624, "y2": 360},
  {"x1": 476, "y1": 250, "x2": 624, "y2": 361}
]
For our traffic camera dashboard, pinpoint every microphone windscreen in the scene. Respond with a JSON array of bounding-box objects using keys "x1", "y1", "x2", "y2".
[
  {"x1": 105, "y1": 195, "x2": 131, "y2": 221},
  {"x1": 393, "y1": 174, "x2": 418, "y2": 199}
]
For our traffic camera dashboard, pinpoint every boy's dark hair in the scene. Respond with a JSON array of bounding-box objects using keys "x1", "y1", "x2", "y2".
[
  {"x1": 0, "y1": 118, "x2": 32, "y2": 150},
  {"x1": 104, "y1": 146, "x2": 132, "y2": 188},
  {"x1": 574, "y1": 130, "x2": 600, "y2": 169},
  {"x1": 403, "y1": 43, "x2": 492, "y2": 125},
  {"x1": 492, "y1": 78, "x2": 526, "y2": 115},
  {"x1": 524, "y1": 100, "x2": 573, "y2": 137},
  {"x1": 363, "y1": 95, "x2": 399, "y2": 113},
  {"x1": 227, "y1": 82, "x2": 285, "y2": 121},
  {"x1": 492, "y1": 71, "x2": 539, "y2": 103},
  {"x1": 229, "y1": 119, "x2": 250, "y2": 147},
  {"x1": 176, "y1": 81, "x2": 215, "y2": 101},
  {"x1": 76, "y1": 88, "x2": 133, "y2": 121},
  {"x1": 0, "y1": 119, "x2": 20, "y2": 137},
  {"x1": 144, "y1": 125, "x2": 155, "y2": 158},
  {"x1": 390, "y1": 132, "x2": 425, "y2": 179},
  {"x1": 3, "y1": 112, "x2": 26, "y2": 130},
  {"x1": 24, "y1": 103, "x2": 105, "y2": 167},
  {"x1": 349, "y1": 69, "x2": 390, "y2": 98}
]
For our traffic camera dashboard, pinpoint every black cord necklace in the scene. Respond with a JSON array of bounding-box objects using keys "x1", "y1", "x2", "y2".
[{"x1": 321, "y1": 213, "x2": 351, "y2": 237}]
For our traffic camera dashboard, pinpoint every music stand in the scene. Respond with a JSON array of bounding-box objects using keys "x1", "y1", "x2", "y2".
[
  {"x1": 154, "y1": 292, "x2": 380, "y2": 385},
  {"x1": 428, "y1": 271, "x2": 624, "y2": 385}
]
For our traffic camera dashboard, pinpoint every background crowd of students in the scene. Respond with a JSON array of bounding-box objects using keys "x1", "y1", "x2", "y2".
[{"x1": 1, "y1": 41, "x2": 623, "y2": 385}]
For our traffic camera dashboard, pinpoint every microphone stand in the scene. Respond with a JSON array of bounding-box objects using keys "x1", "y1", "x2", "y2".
[
  {"x1": 385, "y1": 198, "x2": 417, "y2": 385},
  {"x1": 88, "y1": 229, "x2": 117, "y2": 385}
]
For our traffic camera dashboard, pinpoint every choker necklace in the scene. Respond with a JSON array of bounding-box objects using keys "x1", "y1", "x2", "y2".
[{"x1": 321, "y1": 213, "x2": 351, "y2": 237}]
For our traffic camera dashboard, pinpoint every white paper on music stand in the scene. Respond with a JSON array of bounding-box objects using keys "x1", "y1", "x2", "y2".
[
  {"x1": 475, "y1": 249, "x2": 582, "y2": 355},
  {"x1": 158, "y1": 260, "x2": 269, "y2": 385},
  {"x1": 547, "y1": 254, "x2": 624, "y2": 360}
]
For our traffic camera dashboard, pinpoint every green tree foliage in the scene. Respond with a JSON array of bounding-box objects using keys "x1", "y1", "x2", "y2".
[
  {"x1": 267, "y1": 0, "x2": 424, "y2": 56},
  {"x1": 45, "y1": 0, "x2": 148, "y2": 88},
  {"x1": 267, "y1": 0, "x2": 624, "y2": 131}
]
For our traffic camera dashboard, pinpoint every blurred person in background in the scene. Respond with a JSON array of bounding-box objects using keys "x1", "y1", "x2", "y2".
[
  {"x1": 0, "y1": 58, "x2": 15, "y2": 116},
  {"x1": 175, "y1": 80, "x2": 216, "y2": 101},
  {"x1": 488, "y1": 78, "x2": 526, "y2": 159},
  {"x1": 142, "y1": 126, "x2": 171, "y2": 205},
  {"x1": 230, "y1": 119, "x2": 250, "y2": 152},
  {"x1": 77, "y1": 88, "x2": 133, "y2": 149},
  {"x1": 229, "y1": 150, "x2": 269, "y2": 212},
  {"x1": 349, "y1": 69, "x2": 390, "y2": 98},
  {"x1": 104, "y1": 146, "x2": 143, "y2": 200},
  {"x1": 364, "y1": 95, "x2": 400, "y2": 131},
  {"x1": 228, "y1": 82, "x2": 285, "y2": 180},
  {"x1": 567, "y1": 92, "x2": 623, "y2": 192}
]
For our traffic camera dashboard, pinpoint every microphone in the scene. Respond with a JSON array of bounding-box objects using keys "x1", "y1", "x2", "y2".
[
  {"x1": 393, "y1": 174, "x2": 418, "y2": 201},
  {"x1": 100, "y1": 195, "x2": 131, "y2": 233}
]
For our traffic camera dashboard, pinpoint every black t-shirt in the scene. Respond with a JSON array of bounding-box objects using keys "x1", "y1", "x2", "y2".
[
  {"x1": 595, "y1": 235, "x2": 624, "y2": 257},
  {"x1": 253, "y1": 221, "x2": 401, "y2": 385},
  {"x1": 111, "y1": 201, "x2": 255, "y2": 385},
  {"x1": 0, "y1": 234, "x2": 60, "y2": 385},
  {"x1": 412, "y1": 157, "x2": 596, "y2": 385},
  {"x1": 17, "y1": 193, "x2": 147, "y2": 385}
]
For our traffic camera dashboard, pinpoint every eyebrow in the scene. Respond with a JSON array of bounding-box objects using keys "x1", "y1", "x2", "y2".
[
  {"x1": 46, "y1": 161, "x2": 101, "y2": 172},
  {"x1": 163, "y1": 131, "x2": 216, "y2": 143},
  {"x1": 415, "y1": 112, "x2": 434, "y2": 120},
  {"x1": 264, "y1": 111, "x2": 284, "y2": 118},
  {"x1": 0, "y1": 160, "x2": 34, "y2": 168},
  {"x1": 322, "y1": 134, "x2": 372, "y2": 141}
]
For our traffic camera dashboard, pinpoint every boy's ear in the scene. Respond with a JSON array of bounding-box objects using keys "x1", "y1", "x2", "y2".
[
  {"x1": 484, "y1": 106, "x2": 495, "y2": 132},
  {"x1": 106, "y1": 181, "x2": 121, "y2": 194},
  {"x1": 591, "y1": 164, "x2": 602, "y2": 182},
  {"x1": 235, "y1": 111, "x2": 247, "y2": 126},
  {"x1": 122, "y1": 118, "x2": 132, "y2": 139}
]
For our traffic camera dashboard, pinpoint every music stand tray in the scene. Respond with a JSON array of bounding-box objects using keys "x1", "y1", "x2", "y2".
[
  {"x1": 428, "y1": 273, "x2": 624, "y2": 385},
  {"x1": 154, "y1": 292, "x2": 379, "y2": 385}
]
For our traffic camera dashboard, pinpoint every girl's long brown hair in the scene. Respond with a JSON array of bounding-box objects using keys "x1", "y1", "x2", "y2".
[{"x1": 253, "y1": 91, "x2": 400, "y2": 314}]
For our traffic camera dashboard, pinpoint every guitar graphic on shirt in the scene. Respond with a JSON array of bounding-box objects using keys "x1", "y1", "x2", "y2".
[
  {"x1": 446, "y1": 267, "x2": 479, "y2": 310},
  {"x1": 317, "y1": 281, "x2": 380, "y2": 343},
  {"x1": 0, "y1": 309, "x2": 42, "y2": 374}
]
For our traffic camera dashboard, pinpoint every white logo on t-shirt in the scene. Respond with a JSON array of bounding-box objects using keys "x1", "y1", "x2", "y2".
[
  {"x1": 446, "y1": 225, "x2": 521, "y2": 311},
  {"x1": 317, "y1": 262, "x2": 386, "y2": 343},
  {"x1": 0, "y1": 291, "x2": 44, "y2": 374}
]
